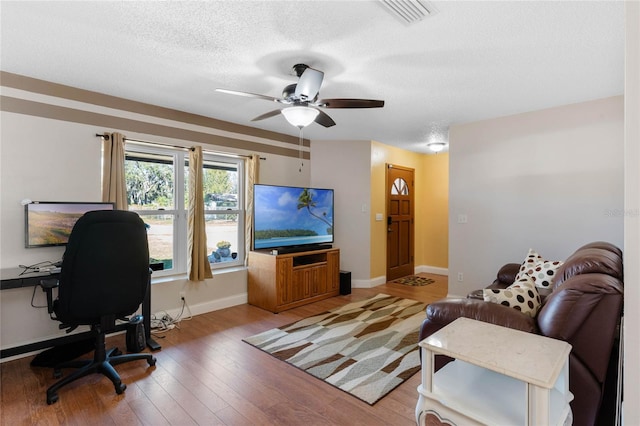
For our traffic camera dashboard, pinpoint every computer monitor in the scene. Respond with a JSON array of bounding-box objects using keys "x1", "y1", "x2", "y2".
[{"x1": 25, "y1": 201, "x2": 115, "y2": 248}]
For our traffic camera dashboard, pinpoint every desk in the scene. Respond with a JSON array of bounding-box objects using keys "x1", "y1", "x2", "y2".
[{"x1": 0, "y1": 267, "x2": 161, "y2": 359}]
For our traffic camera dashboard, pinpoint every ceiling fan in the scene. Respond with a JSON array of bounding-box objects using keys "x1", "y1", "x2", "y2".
[{"x1": 215, "y1": 64, "x2": 384, "y2": 128}]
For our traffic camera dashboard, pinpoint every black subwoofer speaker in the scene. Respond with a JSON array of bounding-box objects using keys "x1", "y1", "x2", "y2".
[{"x1": 339, "y1": 270, "x2": 351, "y2": 295}]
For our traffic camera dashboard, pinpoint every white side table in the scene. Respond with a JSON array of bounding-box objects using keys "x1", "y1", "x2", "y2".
[{"x1": 416, "y1": 317, "x2": 573, "y2": 426}]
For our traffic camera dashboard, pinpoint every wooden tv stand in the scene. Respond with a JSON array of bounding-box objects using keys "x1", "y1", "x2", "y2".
[{"x1": 248, "y1": 247, "x2": 340, "y2": 313}]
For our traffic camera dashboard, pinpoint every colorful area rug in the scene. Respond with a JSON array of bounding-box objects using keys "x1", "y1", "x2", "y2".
[
  {"x1": 243, "y1": 294, "x2": 426, "y2": 405},
  {"x1": 393, "y1": 275, "x2": 435, "y2": 286}
]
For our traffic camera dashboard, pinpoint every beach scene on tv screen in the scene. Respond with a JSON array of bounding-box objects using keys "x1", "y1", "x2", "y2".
[
  {"x1": 27, "y1": 203, "x2": 110, "y2": 246},
  {"x1": 254, "y1": 187, "x2": 333, "y2": 249}
]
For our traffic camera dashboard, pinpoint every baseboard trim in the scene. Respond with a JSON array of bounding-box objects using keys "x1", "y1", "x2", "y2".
[
  {"x1": 352, "y1": 276, "x2": 388, "y2": 288},
  {"x1": 159, "y1": 293, "x2": 248, "y2": 320},
  {"x1": 352, "y1": 267, "x2": 449, "y2": 289},
  {"x1": 415, "y1": 265, "x2": 448, "y2": 276},
  {"x1": 0, "y1": 326, "x2": 125, "y2": 362}
]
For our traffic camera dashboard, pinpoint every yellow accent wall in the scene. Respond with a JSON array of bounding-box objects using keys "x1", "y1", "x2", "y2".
[
  {"x1": 421, "y1": 152, "x2": 449, "y2": 268},
  {"x1": 370, "y1": 141, "x2": 449, "y2": 279}
]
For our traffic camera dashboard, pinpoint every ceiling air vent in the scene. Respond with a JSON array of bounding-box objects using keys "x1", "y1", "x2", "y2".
[{"x1": 378, "y1": 0, "x2": 437, "y2": 25}]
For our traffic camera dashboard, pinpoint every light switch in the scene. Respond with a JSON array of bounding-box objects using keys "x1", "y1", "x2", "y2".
[{"x1": 375, "y1": 213, "x2": 383, "y2": 221}]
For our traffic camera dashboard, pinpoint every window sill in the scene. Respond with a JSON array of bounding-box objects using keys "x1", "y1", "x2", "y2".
[{"x1": 151, "y1": 265, "x2": 247, "y2": 285}]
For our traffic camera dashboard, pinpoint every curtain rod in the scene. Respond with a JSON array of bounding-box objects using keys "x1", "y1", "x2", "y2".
[{"x1": 95, "y1": 133, "x2": 265, "y2": 160}]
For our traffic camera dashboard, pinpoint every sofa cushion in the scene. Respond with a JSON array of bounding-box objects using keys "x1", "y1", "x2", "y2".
[
  {"x1": 483, "y1": 275, "x2": 541, "y2": 317},
  {"x1": 515, "y1": 248, "x2": 563, "y2": 289}
]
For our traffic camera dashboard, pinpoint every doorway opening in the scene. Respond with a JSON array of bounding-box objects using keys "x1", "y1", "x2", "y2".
[{"x1": 386, "y1": 164, "x2": 415, "y2": 281}]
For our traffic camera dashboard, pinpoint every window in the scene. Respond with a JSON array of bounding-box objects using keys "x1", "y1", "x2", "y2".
[
  {"x1": 124, "y1": 143, "x2": 244, "y2": 276},
  {"x1": 391, "y1": 177, "x2": 409, "y2": 195}
]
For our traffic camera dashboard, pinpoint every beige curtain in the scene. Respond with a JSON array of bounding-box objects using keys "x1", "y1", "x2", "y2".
[
  {"x1": 245, "y1": 154, "x2": 260, "y2": 265},
  {"x1": 101, "y1": 132, "x2": 128, "y2": 209},
  {"x1": 188, "y1": 146, "x2": 213, "y2": 281}
]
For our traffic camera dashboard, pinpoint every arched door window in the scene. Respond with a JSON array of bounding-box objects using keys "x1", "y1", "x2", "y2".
[{"x1": 391, "y1": 177, "x2": 409, "y2": 195}]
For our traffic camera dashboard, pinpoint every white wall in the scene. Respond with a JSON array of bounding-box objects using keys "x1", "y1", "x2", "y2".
[
  {"x1": 311, "y1": 139, "x2": 371, "y2": 285},
  {"x1": 0, "y1": 86, "x2": 308, "y2": 355},
  {"x1": 258, "y1": 154, "x2": 310, "y2": 187},
  {"x1": 448, "y1": 96, "x2": 624, "y2": 297},
  {"x1": 0, "y1": 113, "x2": 106, "y2": 347},
  {"x1": 1, "y1": 113, "x2": 101, "y2": 267},
  {"x1": 623, "y1": 1, "x2": 640, "y2": 423}
]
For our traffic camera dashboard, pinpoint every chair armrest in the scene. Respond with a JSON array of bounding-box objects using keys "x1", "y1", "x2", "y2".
[
  {"x1": 40, "y1": 278, "x2": 59, "y2": 289},
  {"x1": 40, "y1": 278, "x2": 59, "y2": 314}
]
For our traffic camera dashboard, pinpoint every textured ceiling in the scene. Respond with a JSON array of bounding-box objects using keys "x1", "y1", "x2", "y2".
[{"x1": 0, "y1": 1, "x2": 625, "y2": 153}]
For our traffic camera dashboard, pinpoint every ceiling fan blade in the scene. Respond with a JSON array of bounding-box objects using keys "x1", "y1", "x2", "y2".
[
  {"x1": 314, "y1": 109, "x2": 336, "y2": 128},
  {"x1": 317, "y1": 98, "x2": 385, "y2": 108},
  {"x1": 294, "y1": 67, "x2": 324, "y2": 100},
  {"x1": 216, "y1": 88, "x2": 280, "y2": 103},
  {"x1": 251, "y1": 109, "x2": 282, "y2": 122}
]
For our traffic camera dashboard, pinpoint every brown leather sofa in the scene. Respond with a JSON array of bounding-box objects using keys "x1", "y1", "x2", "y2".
[{"x1": 419, "y1": 242, "x2": 623, "y2": 426}]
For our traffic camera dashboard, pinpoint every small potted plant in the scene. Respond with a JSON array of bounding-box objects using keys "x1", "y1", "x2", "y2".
[{"x1": 216, "y1": 240, "x2": 232, "y2": 258}]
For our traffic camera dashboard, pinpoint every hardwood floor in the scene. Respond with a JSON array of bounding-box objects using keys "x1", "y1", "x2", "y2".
[{"x1": 1, "y1": 274, "x2": 447, "y2": 425}]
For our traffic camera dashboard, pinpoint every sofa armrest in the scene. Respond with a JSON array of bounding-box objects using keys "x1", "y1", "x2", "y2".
[
  {"x1": 496, "y1": 263, "x2": 521, "y2": 286},
  {"x1": 421, "y1": 297, "x2": 539, "y2": 339},
  {"x1": 466, "y1": 263, "x2": 522, "y2": 300},
  {"x1": 418, "y1": 297, "x2": 540, "y2": 372}
]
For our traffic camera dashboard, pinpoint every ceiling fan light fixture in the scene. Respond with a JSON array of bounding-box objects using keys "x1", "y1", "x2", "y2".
[
  {"x1": 427, "y1": 142, "x2": 446, "y2": 153},
  {"x1": 282, "y1": 106, "x2": 319, "y2": 128}
]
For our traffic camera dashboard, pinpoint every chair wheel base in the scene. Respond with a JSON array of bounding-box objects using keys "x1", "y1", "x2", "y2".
[
  {"x1": 148, "y1": 357, "x2": 156, "y2": 367},
  {"x1": 115, "y1": 382, "x2": 126, "y2": 394},
  {"x1": 47, "y1": 393, "x2": 58, "y2": 405}
]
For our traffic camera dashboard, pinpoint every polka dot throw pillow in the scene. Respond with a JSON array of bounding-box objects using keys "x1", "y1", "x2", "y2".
[
  {"x1": 483, "y1": 275, "x2": 542, "y2": 318},
  {"x1": 514, "y1": 248, "x2": 564, "y2": 289}
]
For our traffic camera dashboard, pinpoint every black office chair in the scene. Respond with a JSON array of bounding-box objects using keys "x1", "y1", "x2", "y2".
[{"x1": 41, "y1": 210, "x2": 156, "y2": 404}]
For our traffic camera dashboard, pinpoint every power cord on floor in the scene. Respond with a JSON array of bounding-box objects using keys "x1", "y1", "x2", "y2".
[
  {"x1": 150, "y1": 296, "x2": 193, "y2": 335},
  {"x1": 175, "y1": 296, "x2": 193, "y2": 322}
]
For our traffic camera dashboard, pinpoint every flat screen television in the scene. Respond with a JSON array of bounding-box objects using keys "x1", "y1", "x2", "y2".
[
  {"x1": 253, "y1": 184, "x2": 334, "y2": 251},
  {"x1": 25, "y1": 201, "x2": 115, "y2": 248}
]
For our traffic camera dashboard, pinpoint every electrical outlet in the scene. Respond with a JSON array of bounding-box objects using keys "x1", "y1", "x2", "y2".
[
  {"x1": 457, "y1": 272, "x2": 464, "y2": 282},
  {"x1": 179, "y1": 291, "x2": 186, "y2": 301}
]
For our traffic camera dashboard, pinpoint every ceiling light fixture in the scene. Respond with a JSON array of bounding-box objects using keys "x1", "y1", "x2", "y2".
[
  {"x1": 281, "y1": 106, "x2": 319, "y2": 173},
  {"x1": 281, "y1": 106, "x2": 319, "y2": 128},
  {"x1": 427, "y1": 142, "x2": 446, "y2": 153}
]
